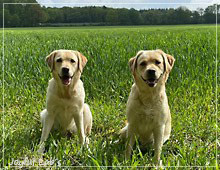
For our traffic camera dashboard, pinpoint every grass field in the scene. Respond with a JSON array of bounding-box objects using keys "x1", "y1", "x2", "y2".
[{"x1": 1, "y1": 25, "x2": 219, "y2": 168}]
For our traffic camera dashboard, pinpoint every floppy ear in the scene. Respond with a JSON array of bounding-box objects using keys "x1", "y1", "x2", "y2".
[
  {"x1": 129, "y1": 50, "x2": 144, "y2": 73},
  {"x1": 166, "y1": 54, "x2": 175, "y2": 71},
  {"x1": 129, "y1": 57, "x2": 136, "y2": 73},
  {"x1": 156, "y1": 49, "x2": 175, "y2": 73},
  {"x1": 77, "y1": 52, "x2": 88, "y2": 73},
  {"x1": 46, "y1": 50, "x2": 57, "y2": 71}
]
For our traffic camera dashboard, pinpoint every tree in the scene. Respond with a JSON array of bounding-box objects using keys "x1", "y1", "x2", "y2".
[
  {"x1": 197, "y1": 8, "x2": 204, "y2": 16},
  {"x1": 166, "y1": 8, "x2": 176, "y2": 24},
  {"x1": 47, "y1": 7, "x2": 64, "y2": 23},
  {"x1": 129, "y1": 8, "x2": 142, "y2": 25},
  {"x1": 9, "y1": 14, "x2": 20, "y2": 26},
  {"x1": 142, "y1": 9, "x2": 163, "y2": 25},
  {"x1": 191, "y1": 11, "x2": 200, "y2": 24},
  {"x1": 174, "y1": 6, "x2": 192, "y2": 24},
  {"x1": 23, "y1": 4, "x2": 48, "y2": 26},
  {"x1": 2, "y1": 0, "x2": 49, "y2": 27},
  {"x1": 0, "y1": 1, "x2": 218, "y2": 27},
  {"x1": 203, "y1": 5, "x2": 216, "y2": 23},
  {"x1": 106, "y1": 9, "x2": 119, "y2": 25},
  {"x1": 118, "y1": 8, "x2": 130, "y2": 25},
  {"x1": 2, "y1": 8, "x2": 10, "y2": 27}
]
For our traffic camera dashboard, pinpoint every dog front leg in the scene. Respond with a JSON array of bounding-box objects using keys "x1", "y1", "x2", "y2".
[
  {"x1": 125, "y1": 126, "x2": 135, "y2": 160},
  {"x1": 38, "y1": 110, "x2": 55, "y2": 153},
  {"x1": 153, "y1": 124, "x2": 165, "y2": 165},
  {"x1": 74, "y1": 109, "x2": 85, "y2": 145}
]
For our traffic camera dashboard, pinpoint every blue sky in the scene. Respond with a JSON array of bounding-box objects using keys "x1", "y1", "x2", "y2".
[{"x1": 36, "y1": 0, "x2": 219, "y2": 10}]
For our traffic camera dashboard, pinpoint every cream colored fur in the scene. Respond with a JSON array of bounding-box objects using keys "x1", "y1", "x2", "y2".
[
  {"x1": 38, "y1": 50, "x2": 92, "y2": 153},
  {"x1": 120, "y1": 49, "x2": 175, "y2": 164}
]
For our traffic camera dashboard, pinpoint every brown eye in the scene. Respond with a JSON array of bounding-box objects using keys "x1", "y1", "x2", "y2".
[
  {"x1": 155, "y1": 60, "x2": 161, "y2": 65},
  {"x1": 56, "y1": 58, "x2": 62, "y2": 62},
  {"x1": 70, "y1": 59, "x2": 75, "y2": 63},
  {"x1": 140, "y1": 61, "x2": 147, "y2": 66}
]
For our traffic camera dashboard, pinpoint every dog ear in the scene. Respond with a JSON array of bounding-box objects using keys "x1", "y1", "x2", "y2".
[
  {"x1": 129, "y1": 50, "x2": 143, "y2": 73},
  {"x1": 156, "y1": 49, "x2": 175, "y2": 73},
  {"x1": 129, "y1": 57, "x2": 136, "y2": 73},
  {"x1": 77, "y1": 52, "x2": 88, "y2": 73},
  {"x1": 46, "y1": 50, "x2": 57, "y2": 71},
  {"x1": 166, "y1": 54, "x2": 175, "y2": 71}
]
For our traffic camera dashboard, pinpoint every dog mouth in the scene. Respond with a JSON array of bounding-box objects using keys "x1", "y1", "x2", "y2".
[
  {"x1": 141, "y1": 76, "x2": 159, "y2": 87},
  {"x1": 59, "y1": 75, "x2": 73, "y2": 86}
]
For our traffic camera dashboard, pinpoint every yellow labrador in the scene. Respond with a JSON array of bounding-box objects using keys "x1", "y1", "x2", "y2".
[
  {"x1": 38, "y1": 50, "x2": 92, "y2": 153},
  {"x1": 120, "y1": 49, "x2": 175, "y2": 164}
]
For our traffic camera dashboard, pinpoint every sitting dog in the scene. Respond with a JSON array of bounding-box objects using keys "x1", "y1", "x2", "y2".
[
  {"x1": 120, "y1": 49, "x2": 175, "y2": 164},
  {"x1": 38, "y1": 50, "x2": 92, "y2": 153}
]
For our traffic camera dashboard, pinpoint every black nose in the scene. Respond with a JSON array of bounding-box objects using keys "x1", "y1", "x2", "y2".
[
  {"x1": 62, "y1": 67, "x2": 69, "y2": 74},
  {"x1": 147, "y1": 69, "x2": 156, "y2": 76}
]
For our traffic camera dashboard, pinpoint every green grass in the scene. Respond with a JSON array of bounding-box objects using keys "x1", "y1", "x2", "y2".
[{"x1": 0, "y1": 25, "x2": 219, "y2": 168}]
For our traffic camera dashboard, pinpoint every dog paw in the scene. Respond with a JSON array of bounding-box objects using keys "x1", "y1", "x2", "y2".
[
  {"x1": 153, "y1": 158, "x2": 163, "y2": 168},
  {"x1": 85, "y1": 137, "x2": 90, "y2": 145},
  {"x1": 37, "y1": 143, "x2": 45, "y2": 154}
]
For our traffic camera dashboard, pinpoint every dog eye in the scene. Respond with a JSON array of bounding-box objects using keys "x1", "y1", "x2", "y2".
[
  {"x1": 155, "y1": 60, "x2": 161, "y2": 65},
  {"x1": 56, "y1": 58, "x2": 62, "y2": 63},
  {"x1": 70, "y1": 59, "x2": 75, "y2": 63},
  {"x1": 140, "y1": 62, "x2": 147, "y2": 66}
]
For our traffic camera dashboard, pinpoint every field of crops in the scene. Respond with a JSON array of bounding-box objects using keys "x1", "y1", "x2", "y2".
[{"x1": 1, "y1": 25, "x2": 219, "y2": 168}]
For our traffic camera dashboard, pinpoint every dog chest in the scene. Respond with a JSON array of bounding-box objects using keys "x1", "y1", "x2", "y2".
[
  {"x1": 55, "y1": 99, "x2": 81, "y2": 114},
  {"x1": 47, "y1": 95, "x2": 83, "y2": 119},
  {"x1": 57, "y1": 106, "x2": 74, "y2": 123},
  {"x1": 51, "y1": 102, "x2": 80, "y2": 129},
  {"x1": 137, "y1": 105, "x2": 158, "y2": 129},
  {"x1": 127, "y1": 97, "x2": 166, "y2": 132},
  {"x1": 129, "y1": 98, "x2": 163, "y2": 118}
]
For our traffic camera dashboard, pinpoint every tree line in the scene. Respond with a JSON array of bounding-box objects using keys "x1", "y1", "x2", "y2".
[{"x1": 0, "y1": 0, "x2": 219, "y2": 27}]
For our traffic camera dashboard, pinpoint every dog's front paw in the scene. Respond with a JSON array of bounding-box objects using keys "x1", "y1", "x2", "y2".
[
  {"x1": 153, "y1": 156, "x2": 163, "y2": 167},
  {"x1": 85, "y1": 137, "x2": 90, "y2": 145},
  {"x1": 79, "y1": 135, "x2": 86, "y2": 145},
  {"x1": 125, "y1": 149, "x2": 131, "y2": 160},
  {"x1": 37, "y1": 142, "x2": 45, "y2": 154}
]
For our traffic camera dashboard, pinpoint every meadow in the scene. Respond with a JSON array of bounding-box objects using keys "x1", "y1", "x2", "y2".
[{"x1": 1, "y1": 25, "x2": 218, "y2": 168}]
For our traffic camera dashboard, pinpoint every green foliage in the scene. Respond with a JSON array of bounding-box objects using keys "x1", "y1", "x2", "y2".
[
  {"x1": 1, "y1": 3, "x2": 220, "y2": 27},
  {"x1": 0, "y1": 25, "x2": 218, "y2": 168}
]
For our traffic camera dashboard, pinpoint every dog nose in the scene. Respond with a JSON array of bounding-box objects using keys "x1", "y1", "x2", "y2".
[
  {"x1": 62, "y1": 67, "x2": 69, "y2": 74},
  {"x1": 147, "y1": 69, "x2": 156, "y2": 76}
]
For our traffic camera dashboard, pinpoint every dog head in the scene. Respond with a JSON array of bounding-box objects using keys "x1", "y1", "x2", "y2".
[
  {"x1": 46, "y1": 50, "x2": 87, "y2": 86},
  {"x1": 129, "y1": 50, "x2": 175, "y2": 88}
]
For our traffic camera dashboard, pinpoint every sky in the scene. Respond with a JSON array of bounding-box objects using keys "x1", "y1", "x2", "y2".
[{"x1": 36, "y1": 0, "x2": 219, "y2": 10}]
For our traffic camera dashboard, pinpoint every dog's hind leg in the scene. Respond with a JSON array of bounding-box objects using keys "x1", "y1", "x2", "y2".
[
  {"x1": 83, "y1": 103, "x2": 92, "y2": 135},
  {"x1": 83, "y1": 104, "x2": 92, "y2": 145},
  {"x1": 119, "y1": 124, "x2": 128, "y2": 140},
  {"x1": 163, "y1": 113, "x2": 171, "y2": 143}
]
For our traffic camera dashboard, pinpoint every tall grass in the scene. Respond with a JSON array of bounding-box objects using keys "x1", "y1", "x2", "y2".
[{"x1": 0, "y1": 25, "x2": 218, "y2": 168}]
